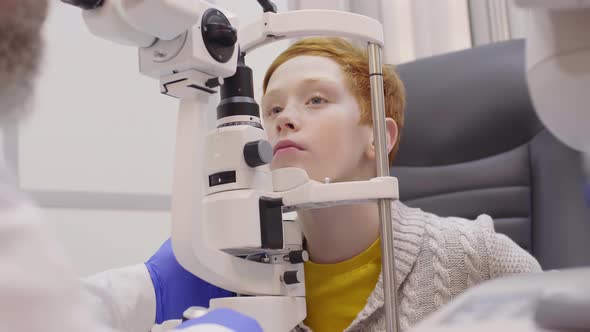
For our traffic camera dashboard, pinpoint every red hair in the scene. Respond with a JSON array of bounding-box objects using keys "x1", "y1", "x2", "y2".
[{"x1": 263, "y1": 37, "x2": 405, "y2": 165}]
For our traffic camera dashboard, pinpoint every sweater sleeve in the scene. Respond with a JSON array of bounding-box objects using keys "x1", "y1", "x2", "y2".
[{"x1": 484, "y1": 231, "x2": 542, "y2": 278}]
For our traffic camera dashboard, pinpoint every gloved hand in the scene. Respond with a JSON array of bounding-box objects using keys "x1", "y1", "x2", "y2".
[
  {"x1": 173, "y1": 308, "x2": 263, "y2": 332},
  {"x1": 145, "y1": 239, "x2": 235, "y2": 323}
]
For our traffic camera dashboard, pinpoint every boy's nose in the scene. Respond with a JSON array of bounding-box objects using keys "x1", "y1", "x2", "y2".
[
  {"x1": 277, "y1": 120, "x2": 296, "y2": 132},
  {"x1": 276, "y1": 111, "x2": 299, "y2": 133}
]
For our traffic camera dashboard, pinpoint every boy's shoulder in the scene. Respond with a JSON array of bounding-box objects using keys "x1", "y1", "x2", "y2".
[
  {"x1": 392, "y1": 200, "x2": 541, "y2": 278},
  {"x1": 392, "y1": 200, "x2": 496, "y2": 238},
  {"x1": 392, "y1": 200, "x2": 496, "y2": 276}
]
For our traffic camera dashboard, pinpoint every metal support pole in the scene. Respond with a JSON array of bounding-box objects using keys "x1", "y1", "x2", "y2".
[{"x1": 367, "y1": 42, "x2": 400, "y2": 332}]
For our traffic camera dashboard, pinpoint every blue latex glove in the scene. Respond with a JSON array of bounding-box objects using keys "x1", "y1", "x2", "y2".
[
  {"x1": 174, "y1": 308, "x2": 262, "y2": 332},
  {"x1": 145, "y1": 239, "x2": 235, "y2": 323}
]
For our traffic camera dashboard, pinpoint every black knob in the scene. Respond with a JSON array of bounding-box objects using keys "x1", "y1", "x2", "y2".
[
  {"x1": 205, "y1": 77, "x2": 223, "y2": 89},
  {"x1": 257, "y1": 0, "x2": 278, "y2": 13},
  {"x1": 204, "y1": 23, "x2": 237, "y2": 47},
  {"x1": 61, "y1": 0, "x2": 104, "y2": 10},
  {"x1": 282, "y1": 270, "x2": 301, "y2": 285},
  {"x1": 201, "y1": 8, "x2": 236, "y2": 63},
  {"x1": 287, "y1": 250, "x2": 309, "y2": 264},
  {"x1": 244, "y1": 140, "x2": 273, "y2": 167}
]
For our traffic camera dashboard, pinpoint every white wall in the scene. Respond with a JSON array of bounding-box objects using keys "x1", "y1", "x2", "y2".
[
  {"x1": 18, "y1": 0, "x2": 293, "y2": 276},
  {"x1": 47, "y1": 209, "x2": 170, "y2": 276},
  {"x1": 22, "y1": 4, "x2": 178, "y2": 195}
]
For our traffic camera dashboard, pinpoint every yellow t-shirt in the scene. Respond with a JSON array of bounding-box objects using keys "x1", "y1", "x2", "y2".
[{"x1": 303, "y1": 238, "x2": 382, "y2": 332}]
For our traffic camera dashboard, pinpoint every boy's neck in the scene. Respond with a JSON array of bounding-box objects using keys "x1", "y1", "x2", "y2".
[{"x1": 297, "y1": 203, "x2": 380, "y2": 264}]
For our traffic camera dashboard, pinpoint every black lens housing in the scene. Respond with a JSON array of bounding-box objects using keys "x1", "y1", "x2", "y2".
[{"x1": 217, "y1": 53, "x2": 261, "y2": 120}]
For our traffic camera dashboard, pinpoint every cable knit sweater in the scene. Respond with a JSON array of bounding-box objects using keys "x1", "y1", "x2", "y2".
[{"x1": 294, "y1": 200, "x2": 542, "y2": 332}]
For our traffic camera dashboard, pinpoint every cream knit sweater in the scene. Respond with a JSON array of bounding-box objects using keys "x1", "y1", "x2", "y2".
[{"x1": 294, "y1": 200, "x2": 542, "y2": 332}]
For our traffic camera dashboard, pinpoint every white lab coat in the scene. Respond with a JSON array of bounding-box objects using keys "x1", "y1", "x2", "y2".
[
  {"x1": 0, "y1": 164, "x2": 231, "y2": 332},
  {"x1": 0, "y1": 167, "x2": 113, "y2": 332},
  {"x1": 0, "y1": 162, "x2": 161, "y2": 331},
  {"x1": 82, "y1": 263, "x2": 157, "y2": 331}
]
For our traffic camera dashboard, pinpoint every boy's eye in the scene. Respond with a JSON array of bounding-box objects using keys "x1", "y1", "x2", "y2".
[
  {"x1": 307, "y1": 96, "x2": 327, "y2": 105},
  {"x1": 270, "y1": 106, "x2": 283, "y2": 115}
]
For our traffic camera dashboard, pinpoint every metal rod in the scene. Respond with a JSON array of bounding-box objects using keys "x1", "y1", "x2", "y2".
[{"x1": 367, "y1": 42, "x2": 400, "y2": 332}]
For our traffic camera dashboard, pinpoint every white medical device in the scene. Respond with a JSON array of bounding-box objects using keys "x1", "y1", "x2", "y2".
[
  {"x1": 516, "y1": 0, "x2": 590, "y2": 204},
  {"x1": 409, "y1": 268, "x2": 590, "y2": 332},
  {"x1": 62, "y1": 1, "x2": 401, "y2": 331},
  {"x1": 407, "y1": 2, "x2": 590, "y2": 331},
  {"x1": 515, "y1": 0, "x2": 590, "y2": 156}
]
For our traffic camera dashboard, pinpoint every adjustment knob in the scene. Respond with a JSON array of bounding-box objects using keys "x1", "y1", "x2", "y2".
[
  {"x1": 244, "y1": 140, "x2": 273, "y2": 167},
  {"x1": 203, "y1": 23, "x2": 237, "y2": 47},
  {"x1": 287, "y1": 250, "x2": 309, "y2": 264},
  {"x1": 201, "y1": 8, "x2": 236, "y2": 63},
  {"x1": 282, "y1": 270, "x2": 301, "y2": 285}
]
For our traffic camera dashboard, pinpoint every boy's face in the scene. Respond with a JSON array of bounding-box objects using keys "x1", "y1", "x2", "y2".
[{"x1": 262, "y1": 55, "x2": 375, "y2": 183}]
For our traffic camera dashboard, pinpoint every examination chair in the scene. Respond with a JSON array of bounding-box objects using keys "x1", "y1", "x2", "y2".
[{"x1": 392, "y1": 39, "x2": 590, "y2": 269}]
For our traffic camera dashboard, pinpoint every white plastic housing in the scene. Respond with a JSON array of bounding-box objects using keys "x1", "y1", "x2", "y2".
[
  {"x1": 240, "y1": 10, "x2": 384, "y2": 54},
  {"x1": 273, "y1": 168, "x2": 399, "y2": 210},
  {"x1": 139, "y1": 21, "x2": 239, "y2": 79},
  {"x1": 203, "y1": 189, "x2": 277, "y2": 253},
  {"x1": 82, "y1": 0, "x2": 233, "y2": 47},
  {"x1": 82, "y1": 0, "x2": 156, "y2": 47},
  {"x1": 205, "y1": 125, "x2": 272, "y2": 195},
  {"x1": 409, "y1": 268, "x2": 590, "y2": 332},
  {"x1": 120, "y1": 0, "x2": 212, "y2": 41},
  {"x1": 210, "y1": 296, "x2": 306, "y2": 332},
  {"x1": 524, "y1": 8, "x2": 590, "y2": 153},
  {"x1": 81, "y1": 0, "x2": 239, "y2": 78},
  {"x1": 204, "y1": 200, "x2": 303, "y2": 255}
]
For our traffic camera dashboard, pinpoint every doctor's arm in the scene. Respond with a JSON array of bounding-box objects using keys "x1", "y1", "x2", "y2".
[
  {"x1": 0, "y1": 191, "x2": 112, "y2": 332},
  {"x1": 81, "y1": 239, "x2": 234, "y2": 331}
]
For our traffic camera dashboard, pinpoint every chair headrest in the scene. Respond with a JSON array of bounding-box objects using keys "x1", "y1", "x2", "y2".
[{"x1": 393, "y1": 40, "x2": 544, "y2": 167}]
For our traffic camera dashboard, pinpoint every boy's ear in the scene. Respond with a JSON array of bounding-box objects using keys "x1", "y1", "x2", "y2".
[
  {"x1": 365, "y1": 118, "x2": 398, "y2": 161},
  {"x1": 386, "y1": 118, "x2": 399, "y2": 154}
]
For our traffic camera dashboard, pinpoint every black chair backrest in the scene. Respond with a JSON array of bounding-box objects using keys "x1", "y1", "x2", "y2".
[{"x1": 391, "y1": 40, "x2": 590, "y2": 269}]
